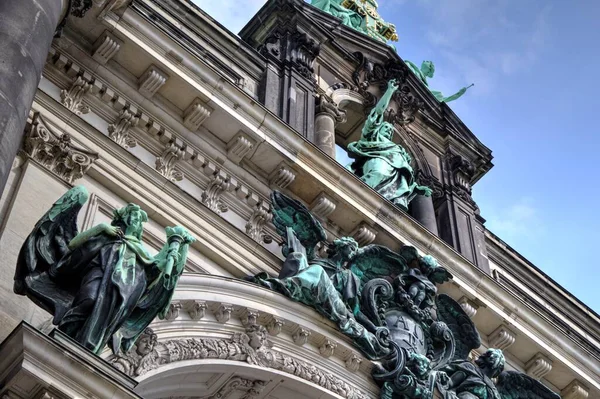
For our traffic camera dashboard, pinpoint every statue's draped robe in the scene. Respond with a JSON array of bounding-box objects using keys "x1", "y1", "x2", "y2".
[
  {"x1": 348, "y1": 120, "x2": 427, "y2": 210},
  {"x1": 441, "y1": 362, "x2": 501, "y2": 399},
  {"x1": 23, "y1": 232, "x2": 157, "y2": 354}
]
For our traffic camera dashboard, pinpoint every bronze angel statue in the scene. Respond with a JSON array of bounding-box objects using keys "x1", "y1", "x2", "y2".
[
  {"x1": 435, "y1": 294, "x2": 561, "y2": 399},
  {"x1": 250, "y1": 191, "x2": 414, "y2": 359},
  {"x1": 13, "y1": 185, "x2": 195, "y2": 355}
]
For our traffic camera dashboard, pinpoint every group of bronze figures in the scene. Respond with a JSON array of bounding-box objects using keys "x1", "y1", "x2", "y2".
[{"x1": 13, "y1": 184, "x2": 561, "y2": 398}]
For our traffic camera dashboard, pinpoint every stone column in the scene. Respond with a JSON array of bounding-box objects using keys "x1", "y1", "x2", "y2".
[
  {"x1": 410, "y1": 194, "x2": 439, "y2": 236},
  {"x1": 0, "y1": 0, "x2": 66, "y2": 194},
  {"x1": 315, "y1": 95, "x2": 346, "y2": 158}
]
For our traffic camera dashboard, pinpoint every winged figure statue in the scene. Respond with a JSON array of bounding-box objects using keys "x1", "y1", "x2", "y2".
[
  {"x1": 13, "y1": 185, "x2": 195, "y2": 355},
  {"x1": 435, "y1": 294, "x2": 561, "y2": 399}
]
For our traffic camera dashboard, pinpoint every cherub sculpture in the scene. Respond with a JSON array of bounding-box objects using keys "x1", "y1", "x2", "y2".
[
  {"x1": 435, "y1": 295, "x2": 560, "y2": 399},
  {"x1": 405, "y1": 255, "x2": 452, "y2": 308},
  {"x1": 13, "y1": 185, "x2": 195, "y2": 355},
  {"x1": 347, "y1": 78, "x2": 431, "y2": 210},
  {"x1": 405, "y1": 60, "x2": 474, "y2": 103},
  {"x1": 251, "y1": 191, "x2": 411, "y2": 359}
]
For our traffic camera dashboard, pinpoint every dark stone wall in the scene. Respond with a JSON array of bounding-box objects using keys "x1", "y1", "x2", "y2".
[{"x1": 0, "y1": 0, "x2": 62, "y2": 193}]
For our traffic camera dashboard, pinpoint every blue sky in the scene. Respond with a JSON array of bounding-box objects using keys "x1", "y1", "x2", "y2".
[{"x1": 194, "y1": 0, "x2": 600, "y2": 312}]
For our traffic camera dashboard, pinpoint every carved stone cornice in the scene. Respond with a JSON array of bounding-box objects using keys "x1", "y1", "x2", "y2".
[
  {"x1": 108, "y1": 108, "x2": 139, "y2": 148},
  {"x1": 449, "y1": 153, "x2": 476, "y2": 202},
  {"x1": 561, "y1": 380, "x2": 589, "y2": 399},
  {"x1": 24, "y1": 113, "x2": 99, "y2": 183},
  {"x1": 458, "y1": 296, "x2": 479, "y2": 318},
  {"x1": 316, "y1": 95, "x2": 346, "y2": 123},
  {"x1": 60, "y1": 76, "x2": 92, "y2": 115},
  {"x1": 183, "y1": 98, "x2": 212, "y2": 131},
  {"x1": 201, "y1": 172, "x2": 231, "y2": 213},
  {"x1": 155, "y1": 143, "x2": 184, "y2": 182},
  {"x1": 487, "y1": 324, "x2": 516, "y2": 351},
  {"x1": 268, "y1": 163, "x2": 296, "y2": 189},
  {"x1": 211, "y1": 377, "x2": 267, "y2": 399},
  {"x1": 182, "y1": 300, "x2": 207, "y2": 320},
  {"x1": 525, "y1": 352, "x2": 553, "y2": 380},
  {"x1": 351, "y1": 222, "x2": 377, "y2": 246},
  {"x1": 245, "y1": 203, "x2": 272, "y2": 241},
  {"x1": 92, "y1": 31, "x2": 123, "y2": 65},
  {"x1": 227, "y1": 132, "x2": 256, "y2": 165},
  {"x1": 138, "y1": 65, "x2": 169, "y2": 98},
  {"x1": 310, "y1": 192, "x2": 337, "y2": 219}
]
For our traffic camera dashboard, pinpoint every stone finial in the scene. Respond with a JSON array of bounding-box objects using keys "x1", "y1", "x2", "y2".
[
  {"x1": 92, "y1": 31, "x2": 122, "y2": 64},
  {"x1": 108, "y1": 108, "x2": 139, "y2": 148},
  {"x1": 267, "y1": 317, "x2": 284, "y2": 336},
  {"x1": 310, "y1": 192, "x2": 337, "y2": 219},
  {"x1": 488, "y1": 325, "x2": 516, "y2": 351},
  {"x1": 24, "y1": 113, "x2": 99, "y2": 183},
  {"x1": 61, "y1": 76, "x2": 92, "y2": 115},
  {"x1": 182, "y1": 300, "x2": 207, "y2": 320},
  {"x1": 293, "y1": 328, "x2": 311, "y2": 346},
  {"x1": 214, "y1": 303, "x2": 234, "y2": 324},
  {"x1": 345, "y1": 354, "x2": 362, "y2": 372},
  {"x1": 458, "y1": 296, "x2": 479, "y2": 318},
  {"x1": 269, "y1": 163, "x2": 296, "y2": 188},
  {"x1": 138, "y1": 65, "x2": 169, "y2": 98},
  {"x1": 561, "y1": 380, "x2": 589, "y2": 399},
  {"x1": 183, "y1": 98, "x2": 212, "y2": 131},
  {"x1": 351, "y1": 223, "x2": 377, "y2": 246},
  {"x1": 227, "y1": 132, "x2": 256, "y2": 164},
  {"x1": 525, "y1": 352, "x2": 553, "y2": 380},
  {"x1": 319, "y1": 339, "x2": 337, "y2": 358},
  {"x1": 155, "y1": 143, "x2": 184, "y2": 182}
]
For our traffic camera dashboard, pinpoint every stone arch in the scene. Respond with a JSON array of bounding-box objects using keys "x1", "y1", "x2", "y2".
[{"x1": 135, "y1": 360, "x2": 341, "y2": 399}]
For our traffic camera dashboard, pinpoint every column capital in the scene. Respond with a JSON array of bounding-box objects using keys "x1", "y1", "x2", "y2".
[{"x1": 316, "y1": 95, "x2": 347, "y2": 123}]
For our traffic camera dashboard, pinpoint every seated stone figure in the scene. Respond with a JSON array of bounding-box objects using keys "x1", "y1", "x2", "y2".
[{"x1": 347, "y1": 79, "x2": 432, "y2": 210}]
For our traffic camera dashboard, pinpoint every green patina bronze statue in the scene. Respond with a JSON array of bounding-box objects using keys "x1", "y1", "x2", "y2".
[
  {"x1": 14, "y1": 186, "x2": 195, "y2": 355},
  {"x1": 311, "y1": 0, "x2": 398, "y2": 43},
  {"x1": 347, "y1": 79, "x2": 432, "y2": 210},
  {"x1": 405, "y1": 60, "x2": 474, "y2": 103}
]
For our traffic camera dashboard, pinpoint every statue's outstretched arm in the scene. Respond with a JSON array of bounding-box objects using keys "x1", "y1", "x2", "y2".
[
  {"x1": 68, "y1": 223, "x2": 120, "y2": 250},
  {"x1": 443, "y1": 83, "x2": 474, "y2": 103},
  {"x1": 363, "y1": 79, "x2": 399, "y2": 134}
]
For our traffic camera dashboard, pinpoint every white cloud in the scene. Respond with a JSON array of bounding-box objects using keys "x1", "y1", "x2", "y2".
[
  {"x1": 192, "y1": 0, "x2": 267, "y2": 33},
  {"x1": 485, "y1": 197, "x2": 542, "y2": 241}
]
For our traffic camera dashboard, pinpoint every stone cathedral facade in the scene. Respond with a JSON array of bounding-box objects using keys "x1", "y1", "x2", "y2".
[{"x1": 0, "y1": 1, "x2": 597, "y2": 399}]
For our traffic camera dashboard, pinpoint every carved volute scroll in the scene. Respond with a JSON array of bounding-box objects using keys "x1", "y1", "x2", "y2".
[{"x1": 23, "y1": 113, "x2": 99, "y2": 183}]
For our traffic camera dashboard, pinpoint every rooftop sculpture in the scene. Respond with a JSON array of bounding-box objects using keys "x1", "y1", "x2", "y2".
[
  {"x1": 311, "y1": 0, "x2": 398, "y2": 43},
  {"x1": 250, "y1": 190, "x2": 561, "y2": 399},
  {"x1": 14, "y1": 185, "x2": 195, "y2": 355},
  {"x1": 405, "y1": 60, "x2": 474, "y2": 103},
  {"x1": 347, "y1": 79, "x2": 432, "y2": 210}
]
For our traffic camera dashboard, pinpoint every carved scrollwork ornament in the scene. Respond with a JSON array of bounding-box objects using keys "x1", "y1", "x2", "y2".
[{"x1": 55, "y1": 0, "x2": 94, "y2": 37}]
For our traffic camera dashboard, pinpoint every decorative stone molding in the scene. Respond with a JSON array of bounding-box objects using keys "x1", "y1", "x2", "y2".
[
  {"x1": 138, "y1": 65, "x2": 169, "y2": 98},
  {"x1": 92, "y1": 31, "x2": 123, "y2": 64},
  {"x1": 108, "y1": 326, "x2": 368, "y2": 399},
  {"x1": 289, "y1": 31, "x2": 320, "y2": 80},
  {"x1": 487, "y1": 325, "x2": 516, "y2": 351},
  {"x1": 108, "y1": 108, "x2": 139, "y2": 148},
  {"x1": 267, "y1": 317, "x2": 284, "y2": 336},
  {"x1": 458, "y1": 296, "x2": 479, "y2": 318},
  {"x1": 351, "y1": 223, "x2": 377, "y2": 247},
  {"x1": 319, "y1": 339, "x2": 337, "y2": 358},
  {"x1": 164, "y1": 302, "x2": 181, "y2": 321},
  {"x1": 211, "y1": 377, "x2": 267, "y2": 399},
  {"x1": 155, "y1": 143, "x2": 184, "y2": 182},
  {"x1": 183, "y1": 98, "x2": 212, "y2": 131},
  {"x1": 60, "y1": 76, "x2": 92, "y2": 115},
  {"x1": 315, "y1": 95, "x2": 347, "y2": 123},
  {"x1": 245, "y1": 203, "x2": 272, "y2": 241},
  {"x1": 182, "y1": 300, "x2": 207, "y2": 320},
  {"x1": 268, "y1": 162, "x2": 296, "y2": 188},
  {"x1": 227, "y1": 132, "x2": 256, "y2": 164},
  {"x1": 242, "y1": 309, "x2": 260, "y2": 326},
  {"x1": 449, "y1": 154, "x2": 476, "y2": 203},
  {"x1": 293, "y1": 328, "x2": 311, "y2": 346},
  {"x1": 201, "y1": 172, "x2": 231, "y2": 213},
  {"x1": 525, "y1": 352, "x2": 553, "y2": 380},
  {"x1": 214, "y1": 303, "x2": 234, "y2": 324},
  {"x1": 561, "y1": 380, "x2": 589, "y2": 399},
  {"x1": 345, "y1": 354, "x2": 362, "y2": 372},
  {"x1": 24, "y1": 113, "x2": 99, "y2": 183},
  {"x1": 310, "y1": 192, "x2": 337, "y2": 219}
]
